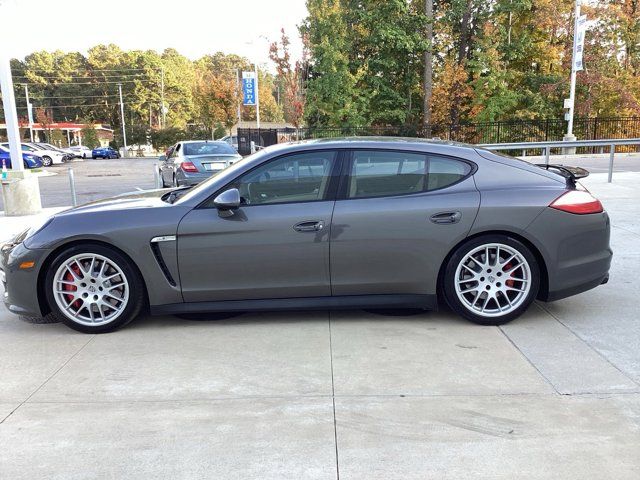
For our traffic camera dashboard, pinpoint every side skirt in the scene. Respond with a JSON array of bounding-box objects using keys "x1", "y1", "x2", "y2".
[{"x1": 150, "y1": 294, "x2": 438, "y2": 316}]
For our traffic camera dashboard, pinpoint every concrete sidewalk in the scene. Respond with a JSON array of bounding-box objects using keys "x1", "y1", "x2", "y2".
[{"x1": 0, "y1": 173, "x2": 639, "y2": 479}]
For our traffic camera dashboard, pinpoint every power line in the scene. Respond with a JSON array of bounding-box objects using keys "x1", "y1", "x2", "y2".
[
  {"x1": 14, "y1": 72, "x2": 154, "y2": 79},
  {"x1": 14, "y1": 79, "x2": 155, "y2": 86},
  {"x1": 15, "y1": 67, "x2": 152, "y2": 73}
]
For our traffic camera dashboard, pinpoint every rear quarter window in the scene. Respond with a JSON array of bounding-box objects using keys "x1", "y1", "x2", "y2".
[{"x1": 347, "y1": 150, "x2": 473, "y2": 199}]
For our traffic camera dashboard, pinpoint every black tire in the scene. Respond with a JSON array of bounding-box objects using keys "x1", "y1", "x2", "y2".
[
  {"x1": 42, "y1": 156, "x2": 53, "y2": 167},
  {"x1": 442, "y1": 234, "x2": 540, "y2": 326},
  {"x1": 44, "y1": 244, "x2": 145, "y2": 333}
]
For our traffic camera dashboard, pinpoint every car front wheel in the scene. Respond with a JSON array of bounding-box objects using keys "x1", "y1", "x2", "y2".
[
  {"x1": 41, "y1": 156, "x2": 53, "y2": 167},
  {"x1": 443, "y1": 235, "x2": 540, "y2": 325},
  {"x1": 44, "y1": 244, "x2": 145, "y2": 333}
]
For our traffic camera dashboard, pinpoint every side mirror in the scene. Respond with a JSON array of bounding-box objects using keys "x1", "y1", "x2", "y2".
[{"x1": 213, "y1": 188, "x2": 241, "y2": 217}]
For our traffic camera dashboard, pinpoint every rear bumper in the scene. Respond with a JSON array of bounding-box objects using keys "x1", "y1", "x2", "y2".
[
  {"x1": 176, "y1": 171, "x2": 217, "y2": 186},
  {"x1": 527, "y1": 208, "x2": 612, "y2": 302}
]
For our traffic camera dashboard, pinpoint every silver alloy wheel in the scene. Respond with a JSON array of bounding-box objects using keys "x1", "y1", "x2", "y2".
[
  {"x1": 52, "y1": 253, "x2": 129, "y2": 326},
  {"x1": 454, "y1": 243, "x2": 532, "y2": 318}
]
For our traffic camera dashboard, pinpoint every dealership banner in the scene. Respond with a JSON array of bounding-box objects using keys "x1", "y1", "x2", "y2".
[{"x1": 242, "y1": 71, "x2": 257, "y2": 106}]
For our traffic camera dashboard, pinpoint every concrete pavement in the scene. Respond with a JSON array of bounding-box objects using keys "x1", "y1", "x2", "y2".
[{"x1": 0, "y1": 172, "x2": 639, "y2": 479}]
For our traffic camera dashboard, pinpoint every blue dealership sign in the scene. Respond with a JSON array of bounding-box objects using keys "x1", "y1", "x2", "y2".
[{"x1": 242, "y1": 71, "x2": 257, "y2": 106}]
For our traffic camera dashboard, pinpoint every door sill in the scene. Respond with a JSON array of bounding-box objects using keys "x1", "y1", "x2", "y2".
[{"x1": 150, "y1": 294, "x2": 437, "y2": 316}]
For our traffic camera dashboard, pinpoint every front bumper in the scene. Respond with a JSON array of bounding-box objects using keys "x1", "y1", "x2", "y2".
[{"x1": 1, "y1": 241, "x2": 49, "y2": 317}]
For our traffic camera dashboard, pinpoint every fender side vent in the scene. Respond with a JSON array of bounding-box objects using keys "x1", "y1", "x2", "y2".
[{"x1": 150, "y1": 242, "x2": 177, "y2": 287}]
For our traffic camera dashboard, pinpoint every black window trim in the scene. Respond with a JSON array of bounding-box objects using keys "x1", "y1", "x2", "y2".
[
  {"x1": 336, "y1": 148, "x2": 477, "y2": 201},
  {"x1": 197, "y1": 148, "x2": 346, "y2": 209}
]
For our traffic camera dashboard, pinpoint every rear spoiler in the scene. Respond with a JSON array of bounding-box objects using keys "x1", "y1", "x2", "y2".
[{"x1": 534, "y1": 164, "x2": 589, "y2": 187}]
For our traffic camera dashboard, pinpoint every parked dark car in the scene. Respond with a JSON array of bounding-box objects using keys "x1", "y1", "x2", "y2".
[
  {"x1": 1, "y1": 138, "x2": 611, "y2": 334},
  {"x1": 0, "y1": 145, "x2": 44, "y2": 169},
  {"x1": 92, "y1": 147, "x2": 120, "y2": 159}
]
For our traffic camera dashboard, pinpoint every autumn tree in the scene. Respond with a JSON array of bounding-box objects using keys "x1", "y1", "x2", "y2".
[{"x1": 270, "y1": 29, "x2": 306, "y2": 131}]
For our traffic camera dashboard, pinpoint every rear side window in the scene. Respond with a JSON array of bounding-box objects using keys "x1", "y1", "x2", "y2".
[{"x1": 347, "y1": 150, "x2": 472, "y2": 199}]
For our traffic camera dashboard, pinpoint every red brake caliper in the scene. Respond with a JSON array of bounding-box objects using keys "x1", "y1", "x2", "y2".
[
  {"x1": 64, "y1": 264, "x2": 82, "y2": 308},
  {"x1": 503, "y1": 263, "x2": 515, "y2": 287}
]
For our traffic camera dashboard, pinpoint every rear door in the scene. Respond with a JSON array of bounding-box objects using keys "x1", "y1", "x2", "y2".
[{"x1": 330, "y1": 149, "x2": 480, "y2": 296}]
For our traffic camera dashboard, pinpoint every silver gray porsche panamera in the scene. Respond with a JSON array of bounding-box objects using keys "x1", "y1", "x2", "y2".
[{"x1": 1, "y1": 138, "x2": 611, "y2": 333}]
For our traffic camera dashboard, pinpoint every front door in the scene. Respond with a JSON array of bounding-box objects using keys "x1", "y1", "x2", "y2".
[
  {"x1": 330, "y1": 149, "x2": 480, "y2": 296},
  {"x1": 177, "y1": 150, "x2": 341, "y2": 302}
]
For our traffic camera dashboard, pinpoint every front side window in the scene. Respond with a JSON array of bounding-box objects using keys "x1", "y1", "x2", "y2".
[
  {"x1": 347, "y1": 150, "x2": 472, "y2": 199},
  {"x1": 233, "y1": 151, "x2": 337, "y2": 205}
]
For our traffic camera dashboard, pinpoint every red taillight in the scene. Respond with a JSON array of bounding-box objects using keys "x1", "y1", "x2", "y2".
[
  {"x1": 180, "y1": 161, "x2": 198, "y2": 173},
  {"x1": 550, "y1": 190, "x2": 604, "y2": 214}
]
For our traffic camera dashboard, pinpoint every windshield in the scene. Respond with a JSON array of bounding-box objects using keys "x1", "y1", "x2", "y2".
[{"x1": 183, "y1": 142, "x2": 235, "y2": 156}]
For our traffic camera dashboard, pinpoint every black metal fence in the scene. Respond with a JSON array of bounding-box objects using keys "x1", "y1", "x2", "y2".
[{"x1": 239, "y1": 117, "x2": 640, "y2": 153}]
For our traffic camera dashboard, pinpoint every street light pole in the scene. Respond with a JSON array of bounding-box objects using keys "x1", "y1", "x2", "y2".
[
  {"x1": 117, "y1": 83, "x2": 128, "y2": 157},
  {"x1": 566, "y1": 0, "x2": 581, "y2": 138},
  {"x1": 160, "y1": 65, "x2": 166, "y2": 128},
  {"x1": 24, "y1": 84, "x2": 34, "y2": 142},
  {"x1": 254, "y1": 63, "x2": 260, "y2": 129}
]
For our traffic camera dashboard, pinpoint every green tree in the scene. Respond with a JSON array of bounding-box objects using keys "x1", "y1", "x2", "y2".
[{"x1": 80, "y1": 123, "x2": 100, "y2": 149}]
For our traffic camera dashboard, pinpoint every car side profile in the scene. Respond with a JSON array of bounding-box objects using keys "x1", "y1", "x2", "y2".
[
  {"x1": 92, "y1": 146, "x2": 120, "y2": 159},
  {"x1": 1, "y1": 138, "x2": 611, "y2": 333},
  {"x1": 0, "y1": 145, "x2": 44, "y2": 169},
  {"x1": 1, "y1": 142, "x2": 66, "y2": 167}
]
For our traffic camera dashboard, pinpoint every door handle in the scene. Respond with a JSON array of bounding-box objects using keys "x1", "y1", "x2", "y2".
[
  {"x1": 430, "y1": 211, "x2": 462, "y2": 224},
  {"x1": 293, "y1": 220, "x2": 324, "y2": 232}
]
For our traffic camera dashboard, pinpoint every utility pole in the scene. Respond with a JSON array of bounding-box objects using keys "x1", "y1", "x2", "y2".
[
  {"x1": 117, "y1": 83, "x2": 128, "y2": 157},
  {"x1": 236, "y1": 68, "x2": 241, "y2": 124},
  {"x1": 254, "y1": 63, "x2": 260, "y2": 129},
  {"x1": 160, "y1": 65, "x2": 166, "y2": 128},
  {"x1": 24, "y1": 84, "x2": 34, "y2": 142},
  {"x1": 422, "y1": 0, "x2": 433, "y2": 137}
]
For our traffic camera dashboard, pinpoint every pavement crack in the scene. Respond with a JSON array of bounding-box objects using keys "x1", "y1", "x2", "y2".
[
  {"x1": 538, "y1": 303, "x2": 640, "y2": 389},
  {"x1": 328, "y1": 311, "x2": 340, "y2": 480},
  {"x1": 0, "y1": 334, "x2": 96, "y2": 425},
  {"x1": 498, "y1": 325, "x2": 560, "y2": 395}
]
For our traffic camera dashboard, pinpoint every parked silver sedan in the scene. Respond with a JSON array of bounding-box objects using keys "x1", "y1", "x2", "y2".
[
  {"x1": 1, "y1": 138, "x2": 611, "y2": 333},
  {"x1": 159, "y1": 140, "x2": 242, "y2": 187}
]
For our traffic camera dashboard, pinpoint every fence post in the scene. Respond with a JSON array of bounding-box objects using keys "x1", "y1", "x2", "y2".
[
  {"x1": 545, "y1": 146, "x2": 550, "y2": 165},
  {"x1": 608, "y1": 144, "x2": 615, "y2": 183},
  {"x1": 154, "y1": 162, "x2": 161, "y2": 189},
  {"x1": 68, "y1": 167, "x2": 77, "y2": 207}
]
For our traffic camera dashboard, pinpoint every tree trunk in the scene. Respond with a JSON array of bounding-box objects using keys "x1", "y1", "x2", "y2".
[{"x1": 422, "y1": 0, "x2": 433, "y2": 137}]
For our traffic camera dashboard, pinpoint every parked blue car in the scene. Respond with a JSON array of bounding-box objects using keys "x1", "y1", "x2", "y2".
[
  {"x1": 91, "y1": 147, "x2": 120, "y2": 159},
  {"x1": 0, "y1": 145, "x2": 44, "y2": 169}
]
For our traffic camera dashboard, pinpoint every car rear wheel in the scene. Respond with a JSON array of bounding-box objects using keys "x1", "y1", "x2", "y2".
[
  {"x1": 44, "y1": 245, "x2": 145, "y2": 333},
  {"x1": 41, "y1": 156, "x2": 52, "y2": 167},
  {"x1": 443, "y1": 235, "x2": 539, "y2": 325}
]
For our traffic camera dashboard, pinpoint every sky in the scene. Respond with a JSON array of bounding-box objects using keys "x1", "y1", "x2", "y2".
[{"x1": 3, "y1": 0, "x2": 308, "y2": 68}]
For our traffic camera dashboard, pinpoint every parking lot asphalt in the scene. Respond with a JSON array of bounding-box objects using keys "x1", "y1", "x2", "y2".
[{"x1": 0, "y1": 171, "x2": 639, "y2": 478}]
